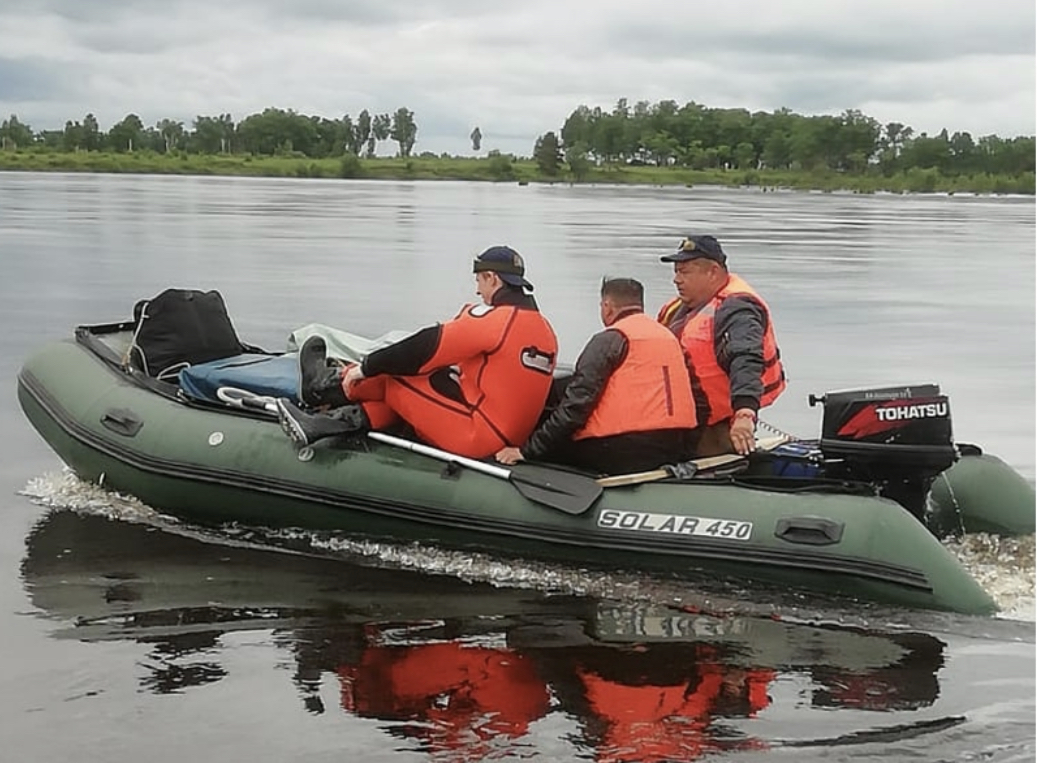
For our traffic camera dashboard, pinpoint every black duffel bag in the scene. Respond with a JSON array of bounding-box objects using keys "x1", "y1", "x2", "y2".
[{"x1": 127, "y1": 288, "x2": 245, "y2": 380}]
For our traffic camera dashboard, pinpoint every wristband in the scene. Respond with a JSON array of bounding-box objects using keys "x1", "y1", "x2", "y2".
[{"x1": 734, "y1": 409, "x2": 757, "y2": 423}]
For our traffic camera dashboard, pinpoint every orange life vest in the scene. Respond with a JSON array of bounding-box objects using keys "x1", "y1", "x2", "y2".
[
  {"x1": 658, "y1": 274, "x2": 785, "y2": 426},
  {"x1": 418, "y1": 302, "x2": 558, "y2": 446},
  {"x1": 574, "y1": 312, "x2": 698, "y2": 440}
]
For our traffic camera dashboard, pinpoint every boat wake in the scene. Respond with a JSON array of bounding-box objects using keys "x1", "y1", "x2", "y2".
[
  {"x1": 942, "y1": 533, "x2": 1036, "y2": 621},
  {"x1": 19, "y1": 469, "x2": 1036, "y2": 624},
  {"x1": 21, "y1": 470, "x2": 172, "y2": 524}
]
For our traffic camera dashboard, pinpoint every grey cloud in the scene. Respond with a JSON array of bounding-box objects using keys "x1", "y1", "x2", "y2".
[
  {"x1": 0, "y1": 57, "x2": 68, "y2": 103},
  {"x1": 13, "y1": 0, "x2": 507, "y2": 27},
  {"x1": 0, "y1": 0, "x2": 1032, "y2": 149},
  {"x1": 605, "y1": 20, "x2": 1035, "y2": 66}
]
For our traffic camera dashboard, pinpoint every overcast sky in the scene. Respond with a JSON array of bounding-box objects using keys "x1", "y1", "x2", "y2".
[{"x1": 1, "y1": 0, "x2": 1034, "y2": 156}]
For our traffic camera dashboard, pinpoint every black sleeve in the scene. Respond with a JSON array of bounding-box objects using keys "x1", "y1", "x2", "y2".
[
  {"x1": 714, "y1": 295, "x2": 767, "y2": 413},
  {"x1": 522, "y1": 330, "x2": 628, "y2": 459},
  {"x1": 360, "y1": 325, "x2": 442, "y2": 378}
]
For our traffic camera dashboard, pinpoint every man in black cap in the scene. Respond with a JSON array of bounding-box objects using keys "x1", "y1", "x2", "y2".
[
  {"x1": 657, "y1": 235, "x2": 786, "y2": 457},
  {"x1": 275, "y1": 245, "x2": 558, "y2": 459}
]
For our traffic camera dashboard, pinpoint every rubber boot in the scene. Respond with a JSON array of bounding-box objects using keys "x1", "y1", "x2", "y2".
[
  {"x1": 276, "y1": 398, "x2": 369, "y2": 447},
  {"x1": 298, "y1": 336, "x2": 349, "y2": 408}
]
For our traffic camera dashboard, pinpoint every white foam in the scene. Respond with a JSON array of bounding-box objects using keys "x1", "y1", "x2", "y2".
[
  {"x1": 944, "y1": 533, "x2": 1036, "y2": 621},
  {"x1": 20, "y1": 469, "x2": 170, "y2": 524}
]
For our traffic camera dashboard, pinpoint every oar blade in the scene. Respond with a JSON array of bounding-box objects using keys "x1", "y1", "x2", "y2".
[{"x1": 507, "y1": 463, "x2": 603, "y2": 515}]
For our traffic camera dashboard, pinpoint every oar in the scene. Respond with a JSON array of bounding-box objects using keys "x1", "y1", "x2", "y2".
[
  {"x1": 368, "y1": 431, "x2": 603, "y2": 515},
  {"x1": 596, "y1": 453, "x2": 745, "y2": 487},
  {"x1": 596, "y1": 435, "x2": 792, "y2": 488}
]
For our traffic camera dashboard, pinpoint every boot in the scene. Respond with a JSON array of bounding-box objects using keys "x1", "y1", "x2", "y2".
[
  {"x1": 276, "y1": 398, "x2": 369, "y2": 447},
  {"x1": 298, "y1": 336, "x2": 349, "y2": 408}
]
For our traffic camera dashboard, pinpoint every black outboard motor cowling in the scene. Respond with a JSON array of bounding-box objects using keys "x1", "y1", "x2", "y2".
[{"x1": 810, "y1": 384, "x2": 957, "y2": 519}]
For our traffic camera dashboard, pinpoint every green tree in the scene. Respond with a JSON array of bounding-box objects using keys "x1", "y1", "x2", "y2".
[
  {"x1": 156, "y1": 118, "x2": 185, "y2": 153},
  {"x1": 218, "y1": 113, "x2": 235, "y2": 153},
  {"x1": 560, "y1": 106, "x2": 593, "y2": 154},
  {"x1": 949, "y1": 131, "x2": 976, "y2": 175},
  {"x1": 565, "y1": 141, "x2": 592, "y2": 181},
  {"x1": 390, "y1": 107, "x2": 417, "y2": 157},
  {"x1": 310, "y1": 116, "x2": 346, "y2": 157},
  {"x1": 62, "y1": 120, "x2": 84, "y2": 152},
  {"x1": 762, "y1": 131, "x2": 792, "y2": 169},
  {"x1": 643, "y1": 131, "x2": 679, "y2": 166},
  {"x1": 237, "y1": 108, "x2": 318, "y2": 156},
  {"x1": 36, "y1": 129, "x2": 63, "y2": 149},
  {"x1": 0, "y1": 114, "x2": 33, "y2": 149},
  {"x1": 351, "y1": 109, "x2": 372, "y2": 156},
  {"x1": 82, "y1": 113, "x2": 101, "y2": 151},
  {"x1": 108, "y1": 113, "x2": 144, "y2": 152},
  {"x1": 733, "y1": 141, "x2": 756, "y2": 170},
  {"x1": 902, "y1": 130, "x2": 952, "y2": 171},
  {"x1": 367, "y1": 113, "x2": 391, "y2": 157},
  {"x1": 534, "y1": 131, "x2": 563, "y2": 176},
  {"x1": 192, "y1": 115, "x2": 226, "y2": 154}
]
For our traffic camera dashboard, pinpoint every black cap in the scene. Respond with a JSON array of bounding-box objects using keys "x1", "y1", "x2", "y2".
[
  {"x1": 473, "y1": 245, "x2": 534, "y2": 290},
  {"x1": 660, "y1": 235, "x2": 727, "y2": 266}
]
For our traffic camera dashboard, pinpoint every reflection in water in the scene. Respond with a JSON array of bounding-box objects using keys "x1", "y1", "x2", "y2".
[{"x1": 21, "y1": 510, "x2": 952, "y2": 761}]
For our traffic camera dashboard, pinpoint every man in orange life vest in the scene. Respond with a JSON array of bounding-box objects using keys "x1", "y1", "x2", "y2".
[
  {"x1": 276, "y1": 246, "x2": 558, "y2": 459},
  {"x1": 496, "y1": 277, "x2": 698, "y2": 475},
  {"x1": 657, "y1": 235, "x2": 786, "y2": 457}
]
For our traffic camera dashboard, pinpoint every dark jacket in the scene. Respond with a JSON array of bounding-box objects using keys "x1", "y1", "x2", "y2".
[
  {"x1": 713, "y1": 294, "x2": 770, "y2": 414},
  {"x1": 522, "y1": 321, "x2": 696, "y2": 475}
]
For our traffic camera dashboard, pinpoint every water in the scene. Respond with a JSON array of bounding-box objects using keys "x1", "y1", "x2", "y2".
[{"x1": 1, "y1": 173, "x2": 1033, "y2": 762}]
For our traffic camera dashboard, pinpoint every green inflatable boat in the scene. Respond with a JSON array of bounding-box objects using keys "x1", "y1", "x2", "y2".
[{"x1": 17, "y1": 318, "x2": 1036, "y2": 616}]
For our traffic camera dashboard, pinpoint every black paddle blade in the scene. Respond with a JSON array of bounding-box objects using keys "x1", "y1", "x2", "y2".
[{"x1": 507, "y1": 463, "x2": 604, "y2": 515}]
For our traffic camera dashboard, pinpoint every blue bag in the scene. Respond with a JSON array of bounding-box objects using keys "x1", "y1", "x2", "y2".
[{"x1": 178, "y1": 353, "x2": 299, "y2": 404}]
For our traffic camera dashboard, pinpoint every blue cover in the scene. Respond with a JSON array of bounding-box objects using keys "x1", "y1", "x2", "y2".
[{"x1": 178, "y1": 353, "x2": 298, "y2": 404}]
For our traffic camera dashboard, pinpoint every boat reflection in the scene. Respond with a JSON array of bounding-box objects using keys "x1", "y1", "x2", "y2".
[{"x1": 22, "y1": 510, "x2": 948, "y2": 761}]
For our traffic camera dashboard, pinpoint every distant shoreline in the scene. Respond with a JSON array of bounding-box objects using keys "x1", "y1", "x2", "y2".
[{"x1": 1, "y1": 151, "x2": 1032, "y2": 195}]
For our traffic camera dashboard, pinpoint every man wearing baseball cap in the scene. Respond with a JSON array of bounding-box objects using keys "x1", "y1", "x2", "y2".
[
  {"x1": 658, "y1": 235, "x2": 786, "y2": 457},
  {"x1": 276, "y1": 245, "x2": 558, "y2": 458}
]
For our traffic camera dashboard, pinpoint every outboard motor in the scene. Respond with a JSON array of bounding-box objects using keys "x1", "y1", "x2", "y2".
[{"x1": 809, "y1": 384, "x2": 957, "y2": 519}]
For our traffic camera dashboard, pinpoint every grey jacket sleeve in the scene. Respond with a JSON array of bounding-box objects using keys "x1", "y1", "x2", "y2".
[
  {"x1": 522, "y1": 330, "x2": 628, "y2": 459},
  {"x1": 713, "y1": 295, "x2": 768, "y2": 413}
]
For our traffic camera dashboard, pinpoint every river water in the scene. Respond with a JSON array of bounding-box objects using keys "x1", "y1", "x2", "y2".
[{"x1": 1, "y1": 173, "x2": 1033, "y2": 762}]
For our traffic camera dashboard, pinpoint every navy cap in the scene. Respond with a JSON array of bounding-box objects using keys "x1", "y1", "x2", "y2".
[
  {"x1": 660, "y1": 235, "x2": 727, "y2": 266},
  {"x1": 473, "y1": 245, "x2": 534, "y2": 290}
]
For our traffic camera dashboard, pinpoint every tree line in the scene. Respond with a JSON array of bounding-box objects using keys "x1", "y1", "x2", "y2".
[
  {"x1": 0, "y1": 107, "x2": 418, "y2": 159},
  {"x1": 1, "y1": 99, "x2": 1033, "y2": 190},
  {"x1": 530, "y1": 99, "x2": 1034, "y2": 182}
]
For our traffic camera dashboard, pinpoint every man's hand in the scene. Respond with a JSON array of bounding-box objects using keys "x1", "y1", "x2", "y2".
[
  {"x1": 495, "y1": 446, "x2": 524, "y2": 465},
  {"x1": 342, "y1": 364, "x2": 365, "y2": 394},
  {"x1": 730, "y1": 409, "x2": 757, "y2": 456}
]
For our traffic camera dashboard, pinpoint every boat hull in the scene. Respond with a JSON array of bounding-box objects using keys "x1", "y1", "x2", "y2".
[{"x1": 17, "y1": 337, "x2": 1006, "y2": 615}]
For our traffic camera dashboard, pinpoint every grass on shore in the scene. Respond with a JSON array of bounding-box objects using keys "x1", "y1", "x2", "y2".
[{"x1": 0, "y1": 148, "x2": 1032, "y2": 195}]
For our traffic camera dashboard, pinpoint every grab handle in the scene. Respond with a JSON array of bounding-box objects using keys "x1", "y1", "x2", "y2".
[
  {"x1": 100, "y1": 408, "x2": 143, "y2": 437},
  {"x1": 774, "y1": 516, "x2": 844, "y2": 546}
]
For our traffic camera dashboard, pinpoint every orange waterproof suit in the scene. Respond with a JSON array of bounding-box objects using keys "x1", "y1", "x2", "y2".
[{"x1": 348, "y1": 288, "x2": 557, "y2": 458}]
